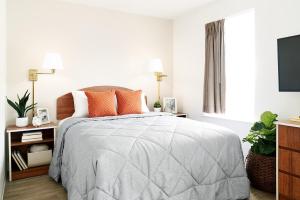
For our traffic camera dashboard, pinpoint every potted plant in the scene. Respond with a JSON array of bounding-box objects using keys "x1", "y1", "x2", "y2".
[
  {"x1": 243, "y1": 111, "x2": 277, "y2": 193},
  {"x1": 153, "y1": 101, "x2": 162, "y2": 112},
  {"x1": 7, "y1": 90, "x2": 36, "y2": 127}
]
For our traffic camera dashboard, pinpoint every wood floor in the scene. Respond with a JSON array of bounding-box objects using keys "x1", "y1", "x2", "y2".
[{"x1": 4, "y1": 175, "x2": 275, "y2": 200}]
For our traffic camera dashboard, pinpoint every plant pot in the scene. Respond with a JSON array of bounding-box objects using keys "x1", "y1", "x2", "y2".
[
  {"x1": 16, "y1": 117, "x2": 29, "y2": 127},
  {"x1": 246, "y1": 150, "x2": 276, "y2": 193},
  {"x1": 154, "y1": 107, "x2": 161, "y2": 112}
]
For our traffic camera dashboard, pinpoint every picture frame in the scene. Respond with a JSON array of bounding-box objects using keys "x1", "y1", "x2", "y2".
[
  {"x1": 163, "y1": 97, "x2": 177, "y2": 113},
  {"x1": 36, "y1": 108, "x2": 50, "y2": 125}
]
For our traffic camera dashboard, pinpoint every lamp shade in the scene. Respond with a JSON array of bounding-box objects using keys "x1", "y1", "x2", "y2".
[
  {"x1": 42, "y1": 53, "x2": 63, "y2": 70},
  {"x1": 149, "y1": 58, "x2": 163, "y2": 73}
]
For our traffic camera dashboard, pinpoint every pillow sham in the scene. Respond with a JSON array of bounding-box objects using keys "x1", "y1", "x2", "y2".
[
  {"x1": 72, "y1": 91, "x2": 88, "y2": 117},
  {"x1": 116, "y1": 90, "x2": 142, "y2": 115},
  {"x1": 85, "y1": 90, "x2": 117, "y2": 117}
]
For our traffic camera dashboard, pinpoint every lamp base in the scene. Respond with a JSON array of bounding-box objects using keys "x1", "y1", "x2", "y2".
[{"x1": 29, "y1": 69, "x2": 38, "y2": 81}]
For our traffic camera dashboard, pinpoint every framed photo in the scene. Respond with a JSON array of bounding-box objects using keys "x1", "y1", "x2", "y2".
[
  {"x1": 36, "y1": 108, "x2": 50, "y2": 125},
  {"x1": 163, "y1": 97, "x2": 177, "y2": 113}
]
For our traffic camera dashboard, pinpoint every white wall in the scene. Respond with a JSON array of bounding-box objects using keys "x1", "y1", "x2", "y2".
[
  {"x1": 7, "y1": 0, "x2": 173, "y2": 124},
  {"x1": 0, "y1": 0, "x2": 6, "y2": 197},
  {"x1": 173, "y1": 0, "x2": 300, "y2": 154}
]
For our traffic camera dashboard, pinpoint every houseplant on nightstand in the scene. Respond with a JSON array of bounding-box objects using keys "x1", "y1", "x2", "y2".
[
  {"x1": 243, "y1": 111, "x2": 277, "y2": 193},
  {"x1": 153, "y1": 101, "x2": 162, "y2": 112},
  {"x1": 7, "y1": 90, "x2": 36, "y2": 127}
]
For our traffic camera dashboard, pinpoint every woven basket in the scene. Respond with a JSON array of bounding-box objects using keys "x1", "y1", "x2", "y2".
[{"x1": 246, "y1": 150, "x2": 276, "y2": 193}]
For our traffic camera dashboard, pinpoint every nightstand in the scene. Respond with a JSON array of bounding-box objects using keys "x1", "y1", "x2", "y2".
[
  {"x1": 174, "y1": 113, "x2": 187, "y2": 118},
  {"x1": 6, "y1": 122, "x2": 57, "y2": 181}
]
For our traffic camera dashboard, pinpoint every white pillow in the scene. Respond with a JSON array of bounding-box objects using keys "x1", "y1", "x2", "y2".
[
  {"x1": 141, "y1": 92, "x2": 149, "y2": 113},
  {"x1": 72, "y1": 91, "x2": 88, "y2": 117}
]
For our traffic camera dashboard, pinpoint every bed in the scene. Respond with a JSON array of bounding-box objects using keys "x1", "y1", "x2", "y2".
[{"x1": 49, "y1": 86, "x2": 250, "y2": 200}]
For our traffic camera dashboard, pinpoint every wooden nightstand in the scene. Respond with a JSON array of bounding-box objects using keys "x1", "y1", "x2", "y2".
[
  {"x1": 174, "y1": 113, "x2": 187, "y2": 118},
  {"x1": 6, "y1": 122, "x2": 57, "y2": 181}
]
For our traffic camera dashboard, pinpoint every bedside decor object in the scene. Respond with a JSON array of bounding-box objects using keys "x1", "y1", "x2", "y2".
[
  {"x1": 149, "y1": 58, "x2": 167, "y2": 101},
  {"x1": 163, "y1": 97, "x2": 177, "y2": 113},
  {"x1": 153, "y1": 101, "x2": 161, "y2": 112},
  {"x1": 243, "y1": 111, "x2": 277, "y2": 193},
  {"x1": 28, "y1": 53, "x2": 63, "y2": 115},
  {"x1": 36, "y1": 108, "x2": 50, "y2": 125},
  {"x1": 30, "y1": 144, "x2": 49, "y2": 153},
  {"x1": 32, "y1": 116, "x2": 42, "y2": 127},
  {"x1": 6, "y1": 90, "x2": 36, "y2": 127},
  {"x1": 27, "y1": 148, "x2": 52, "y2": 168},
  {"x1": 6, "y1": 122, "x2": 57, "y2": 181},
  {"x1": 174, "y1": 113, "x2": 187, "y2": 118}
]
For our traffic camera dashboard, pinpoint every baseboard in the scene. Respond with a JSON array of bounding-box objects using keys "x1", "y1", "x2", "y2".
[{"x1": 0, "y1": 167, "x2": 5, "y2": 200}]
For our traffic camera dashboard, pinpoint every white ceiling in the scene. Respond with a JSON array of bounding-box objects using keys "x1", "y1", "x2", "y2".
[{"x1": 62, "y1": 0, "x2": 216, "y2": 19}]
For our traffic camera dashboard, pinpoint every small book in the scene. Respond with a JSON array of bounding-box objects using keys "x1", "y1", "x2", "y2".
[
  {"x1": 13, "y1": 151, "x2": 26, "y2": 170},
  {"x1": 22, "y1": 134, "x2": 42, "y2": 138},
  {"x1": 16, "y1": 151, "x2": 28, "y2": 169},
  {"x1": 23, "y1": 131, "x2": 42, "y2": 136},
  {"x1": 22, "y1": 134, "x2": 42, "y2": 139},
  {"x1": 22, "y1": 137, "x2": 43, "y2": 142},
  {"x1": 12, "y1": 151, "x2": 23, "y2": 171}
]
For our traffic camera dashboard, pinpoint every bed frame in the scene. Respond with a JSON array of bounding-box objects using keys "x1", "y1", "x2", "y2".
[{"x1": 56, "y1": 86, "x2": 146, "y2": 120}]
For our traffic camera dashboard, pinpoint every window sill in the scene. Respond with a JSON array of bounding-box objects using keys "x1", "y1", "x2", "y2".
[{"x1": 201, "y1": 113, "x2": 253, "y2": 123}]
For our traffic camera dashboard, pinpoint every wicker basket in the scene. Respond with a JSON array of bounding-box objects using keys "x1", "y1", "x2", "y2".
[{"x1": 246, "y1": 150, "x2": 276, "y2": 193}]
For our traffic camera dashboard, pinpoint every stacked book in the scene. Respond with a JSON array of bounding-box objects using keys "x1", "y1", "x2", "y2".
[
  {"x1": 22, "y1": 131, "x2": 43, "y2": 142},
  {"x1": 12, "y1": 150, "x2": 28, "y2": 170}
]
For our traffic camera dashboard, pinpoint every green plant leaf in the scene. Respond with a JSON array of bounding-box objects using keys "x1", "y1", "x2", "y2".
[
  {"x1": 154, "y1": 101, "x2": 161, "y2": 108},
  {"x1": 244, "y1": 111, "x2": 278, "y2": 156},
  {"x1": 260, "y1": 128, "x2": 276, "y2": 136},
  {"x1": 7, "y1": 98, "x2": 22, "y2": 117},
  {"x1": 260, "y1": 111, "x2": 278, "y2": 128},
  {"x1": 6, "y1": 90, "x2": 32, "y2": 118},
  {"x1": 250, "y1": 122, "x2": 265, "y2": 131},
  {"x1": 25, "y1": 103, "x2": 37, "y2": 115},
  {"x1": 257, "y1": 140, "x2": 276, "y2": 156}
]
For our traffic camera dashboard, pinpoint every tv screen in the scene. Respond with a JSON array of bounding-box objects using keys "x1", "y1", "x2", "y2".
[{"x1": 278, "y1": 34, "x2": 300, "y2": 91}]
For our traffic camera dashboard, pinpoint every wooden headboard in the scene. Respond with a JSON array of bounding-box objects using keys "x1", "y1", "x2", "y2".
[{"x1": 57, "y1": 86, "x2": 136, "y2": 120}]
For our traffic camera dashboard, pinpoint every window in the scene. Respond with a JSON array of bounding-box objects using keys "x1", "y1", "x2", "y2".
[{"x1": 224, "y1": 9, "x2": 255, "y2": 122}]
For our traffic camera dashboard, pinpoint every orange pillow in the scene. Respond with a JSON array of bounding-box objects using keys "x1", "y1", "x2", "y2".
[
  {"x1": 116, "y1": 90, "x2": 142, "y2": 115},
  {"x1": 85, "y1": 90, "x2": 117, "y2": 117}
]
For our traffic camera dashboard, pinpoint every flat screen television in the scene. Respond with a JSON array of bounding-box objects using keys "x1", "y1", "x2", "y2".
[{"x1": 278, "y1": 34, "x2": 300, "y2": 91}]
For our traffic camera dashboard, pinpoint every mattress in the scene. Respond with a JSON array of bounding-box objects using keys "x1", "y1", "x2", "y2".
[{"x1": 49, "y1": 112, "x2": 249, "y2": 200}]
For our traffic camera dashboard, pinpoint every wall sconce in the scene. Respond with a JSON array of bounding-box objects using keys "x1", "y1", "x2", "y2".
[
  {"x1": 149, "y1": 58, "x2": 167, "y2": 102},
  {"x1": 28, "y1": 53, "x2": 63, "y2": 115}
]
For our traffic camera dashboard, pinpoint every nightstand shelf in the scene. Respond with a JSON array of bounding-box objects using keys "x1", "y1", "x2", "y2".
[
  {"x1": 12, "y1": 165, "x2": 49, "y2": 181},
  {"x1": 7, "y1": 123, "x2": 57, "y2": 181},
  {"x1": 11, "y1": 138, "x2": 54, "y2": 147}
]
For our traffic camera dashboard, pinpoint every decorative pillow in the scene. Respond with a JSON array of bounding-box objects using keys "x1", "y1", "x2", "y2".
[
  {"x1": 85, "y1": 90, "x2": 117, "y2": 117},
  {"x1": 141, "y1": 92, "x2": 150, "y2": 113},
  {"x1": 116, "y1": 90, "x2": 142, "y2": 115},
  {"x1": 72, "y1": 91, "x2": 88, "y2": 117}
]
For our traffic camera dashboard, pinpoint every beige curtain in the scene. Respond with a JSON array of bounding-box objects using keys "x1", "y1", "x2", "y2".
[{"x1": 203, "y1": 19, "x2": 225, "y2": 113}]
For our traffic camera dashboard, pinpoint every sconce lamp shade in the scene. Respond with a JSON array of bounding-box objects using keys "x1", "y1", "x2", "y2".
[
  {"x1": 149, "y1": 58, "x2": 163, "y2": 73},
  {"x1": 42, "y1": 53, "x2": 63, "y2": 70}
]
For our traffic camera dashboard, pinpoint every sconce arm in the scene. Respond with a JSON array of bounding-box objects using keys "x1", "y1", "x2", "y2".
[{"x1": 28, "y1": 69, "x2": 56, "y2": 81}]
